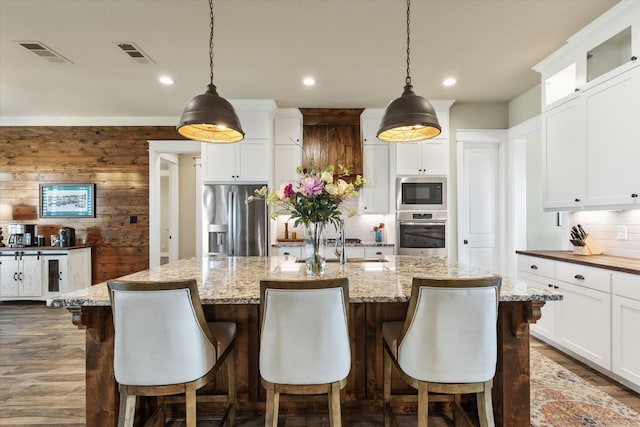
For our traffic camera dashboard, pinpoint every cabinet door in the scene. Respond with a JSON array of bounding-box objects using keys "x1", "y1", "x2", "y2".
[
  {"x1": 238, "y1": 139, "x2": 270, "y2": 182},
  {"x1": 364, "y1": 246, "x2": 394, "y2": 257},
  {"x1": 360, "y1": 144, "x2": 389, "y2": 213},
  {"x1": 612, "y1": 295, "x2": 640, "y2": 387},
  {"x1": 20, "y1": 255, "x2": 43, "y2": 297},
  {"x1": 395, "y1": 141, "x2": 421, "y2": 175},
  {"x1": 556, "y1": 281, "x2": 611, "y2": 369},
  {"x1": 585, "y1": 66, "x2": 640, "y2": 207},
  {"x1": 274, "y1": 145, "x2": 302, "y2": 186},
  {"x1": 361, "y1": 117, "x2": 384, "y2": 145},
  {"x1": 0, "y1": 257, "x2": 19, "y2": 296},
  {"x1": 237, "y1": 110, "x2": 271, "y2": 139},
  {"x1": 203, "y1": 144, "x2": 238, "y2": 182},
  {"x1": 519, "y1": 271, "x2": 557, "y2": 340},
  {"x1": 419, "y1": 139, "x2": 448, "y2": 175},
  {"x1": 542, "y1": 98, "x2": 587, "y2": 210},
  {"x1": 275, "y1": 118, "x2": 302, "y2": 145}
]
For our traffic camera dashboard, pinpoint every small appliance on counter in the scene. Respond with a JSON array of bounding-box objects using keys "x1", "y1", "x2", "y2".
[
  {"x1": 7, "y1": 223, "x2": 37, "y2": 247},
  {"x1": 59, "y1": 226, "x2": 76, "y2": 247}
]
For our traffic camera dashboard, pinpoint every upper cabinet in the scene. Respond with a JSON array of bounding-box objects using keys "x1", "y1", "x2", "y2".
[
  {"x1": 534, "y1": 2, "x2": 639, "y2": 110},
  {"x1": 535, "y1": 1, "x2": 640, "y2": 211},
  {"x1": 274, "y1": 109, "x2": 303, "y2": 186},
  {"x1": 393, "y1": 100, "x2": 454, "y2": 177},
  {"x1": 359, "y1": 113, "x2": 390, "y2": 214},
  {"x1": 202, "y1": 101, "x2": 276, "y2": 183}
]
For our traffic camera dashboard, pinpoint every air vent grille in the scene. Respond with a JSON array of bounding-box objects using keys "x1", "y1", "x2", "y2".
[
  {"x1": 117, "y1": 42, "x2": 154, "y2": 64},
  {"x1": 17, "y1": 42, "x2": 72, "y2": 64}
]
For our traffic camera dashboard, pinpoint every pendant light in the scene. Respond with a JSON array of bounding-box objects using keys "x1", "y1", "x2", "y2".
[
  {"x1": 377, "y1": 0, "x2": 441, "y2": 142},
  {"x1": 177, "y1": 0, "x2": 244, "y2": 143}
]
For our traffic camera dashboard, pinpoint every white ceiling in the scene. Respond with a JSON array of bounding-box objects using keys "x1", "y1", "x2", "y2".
[{"x1": 0, "y1": 0, "x2": 620, "y2": 122}]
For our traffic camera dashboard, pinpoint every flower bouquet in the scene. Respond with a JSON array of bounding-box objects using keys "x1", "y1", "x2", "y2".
[{"x1": 250, "y1": 165, "x2": 364, "y2": 275}]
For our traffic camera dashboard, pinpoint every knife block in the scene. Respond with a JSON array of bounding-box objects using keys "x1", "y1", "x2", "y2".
[{"x1": 573, "y1": 234, "x2": 602, "y2": 255}]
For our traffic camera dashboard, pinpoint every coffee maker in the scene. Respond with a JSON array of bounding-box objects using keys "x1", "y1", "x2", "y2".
[
  {"x1": 7, "y1": 223, "x2": 37, "y2": 247},
  {"x1": 59, "y1": 226, "x2": 76, "y2": 247}
]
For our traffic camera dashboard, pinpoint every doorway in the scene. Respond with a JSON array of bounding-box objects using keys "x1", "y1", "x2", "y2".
[{"x1": 149, "y1": 141, "x2": 202, "y2": 269}]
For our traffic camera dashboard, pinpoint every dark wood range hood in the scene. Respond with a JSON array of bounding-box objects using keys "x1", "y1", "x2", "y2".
[{"x1": 299, "y1": 108, "x2": 364, "y2": 182}]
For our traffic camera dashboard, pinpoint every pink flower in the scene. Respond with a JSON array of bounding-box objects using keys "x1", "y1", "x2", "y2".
[
  {"x1": 283, "y1": 183, "x2": 295, "y2": 198},
  {"x1": 300, "y1": 176, "x2": 323, "y2": 197}
]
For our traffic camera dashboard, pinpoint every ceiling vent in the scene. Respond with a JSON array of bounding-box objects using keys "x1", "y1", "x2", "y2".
[
  {"x1": 116, "y1": 42, "x2": 155, "y2": 64},
  {"x1": 17, "y1": 42, "x2": 72, "y2": 64}
]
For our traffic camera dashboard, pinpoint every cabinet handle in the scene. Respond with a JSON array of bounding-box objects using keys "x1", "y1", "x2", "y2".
[
  {"x1": 631, "y1": 56, "x2": 637, "y2": 61},
  {"x1": 283, "y1": 252, "x2": 290, "y2": 256},
  {"x1": 463, "y1": 240, "x2": 468, "y2": 244},
  {"x1": 547, "y1": 283, "x2": 553, "y2": 288},
  {"x1": 59, "y1": 272, "x2": 63, "y2": 280},
  {"x1": 574, "y1": 274, "x2": 585, "y2": 280},
  {"x1": 554, "y1": 285, "x2": 559, "y2": 289},
  {"x1": 530, "y1": 265, "x2": 538, "y2": 270},
  {"x1": 376, "y1": 251, "x2": 383, "y2": 255},
  {"x1": 19, "y1": 272, "x2": 23, "y2": 281},
  {"x1": 574, "y1": 198, "x2": 581, "y2": 203},
  {"x1": 13, "y1": 272, "x2": 18, "y2": 281},
  {"x1": 632, "y1": 193, "x2": 638, "y2": 198}
]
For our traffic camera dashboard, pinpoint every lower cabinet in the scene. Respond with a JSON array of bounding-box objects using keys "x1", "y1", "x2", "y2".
[
  {"x1": 0, "y1": 248, "x2": 91, "y2": 301},
  {"x1": 276, "y1": 245, "x2": 394, "y2": 260},
  {"x1": 612, "y1": 272, "x2": 640, "y2": 388},
  {"x1": 518, "y1": 253, "x2": 640, "y2": 392}
]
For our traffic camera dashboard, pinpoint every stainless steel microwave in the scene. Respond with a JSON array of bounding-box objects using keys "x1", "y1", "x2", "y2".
[{"x1": 396, "y1": 176, "x2": 447, "y2": 211}]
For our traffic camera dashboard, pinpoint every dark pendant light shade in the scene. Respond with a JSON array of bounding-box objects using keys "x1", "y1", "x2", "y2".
[
  {"x1": 377, "y1": 0, "x2": 440, "y2": 142},
  {"x1": 177, "y1": 84, "x2": 244, "y2": 143},
  {"x1": 377, "y1": 83, "x2": 441, "y2": 142},
  {"x1": 176, "y1": 0, "x2": 244, "y2": 143}
]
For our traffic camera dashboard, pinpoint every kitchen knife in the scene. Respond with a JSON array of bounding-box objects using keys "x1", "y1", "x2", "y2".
[
  {"x1": 572, "y1": 226, "x2": 580, "y2": 237},
  {"x1": 577, "y1": 224, "x2": 587, "y2": 238}
]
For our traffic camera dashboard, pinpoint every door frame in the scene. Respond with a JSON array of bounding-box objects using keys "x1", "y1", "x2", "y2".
[
  {"x1": 456, "y1": 129, "x2": 507, "y2": 274},
  {"x1": 149, "y1": 140, "x2": 202, "y2": 268}
]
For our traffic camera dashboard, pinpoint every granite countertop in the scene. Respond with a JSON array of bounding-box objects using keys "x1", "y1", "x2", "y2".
[
  {"x1": 48, "y1": 255, "x2": 561, "y2": 307},
  {"x1": 516, "y1": 250, "x2": 640, "y2": 275}
]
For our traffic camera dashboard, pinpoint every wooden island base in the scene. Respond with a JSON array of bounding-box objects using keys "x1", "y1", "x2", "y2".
[{"x1": 71, "y1": 300, "x2": 542, "y2": 426}]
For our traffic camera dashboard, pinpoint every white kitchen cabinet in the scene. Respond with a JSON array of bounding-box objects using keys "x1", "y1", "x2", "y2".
[
  {"x1": 275, "y1": 116, "x2": 302, "y2": 146},
  {"x1": 326, "y1": 246, "x2": 364, "y2": 261},
  {"x1": 396, "y1": 139, "x2": 448, "y2": 176},
  {"x1": 554, "y1": 262, "x2": 611, "y2": 370},
  {"x1": 612, "y1": 272, "x2": 640, "y2": 390},
  {"x1": 518, "y1": 255, "x2": 557, "y2": 340},
  {"x1": 276, "y1": 246, "x2": 302, "y2": 258},
  {"x1": 541, "y1": 96, "x2": 587, "y2": 210},
  {"x1": 364, "y1": 246, "x2": 394, "y2": 258},
  {"x1": 274, "y1": 145, "x2": 302, "y2": 186},
  {"x1": 0, "y1": 248, "x2": 91, "y2": 301},
  {"x1": 202, "y1": 139, "x2": 270, "y2": 183},
  {"x1": 360, "y1": 144, "x2": 389, "y2": 214},
  {"x1": 0, "y1": 251, "x2": 42, "y2": 298},
  {"x1": 584, "y1": 66, "x2": 640, "y2": 207}
]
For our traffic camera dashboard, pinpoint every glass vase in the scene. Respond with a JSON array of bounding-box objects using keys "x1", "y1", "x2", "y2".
[{"x1": 304, "y1": 222, "x2": 327, "y2": 276}]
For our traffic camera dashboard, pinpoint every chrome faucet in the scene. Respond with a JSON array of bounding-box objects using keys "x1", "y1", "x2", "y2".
[{"x1": 335, "y1": 220, "x2": 346, "y2": 265}]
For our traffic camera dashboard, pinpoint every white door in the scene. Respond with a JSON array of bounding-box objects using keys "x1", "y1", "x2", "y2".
[{"x1": 457, "y1": 130, "x2": 506, "y2": 274}]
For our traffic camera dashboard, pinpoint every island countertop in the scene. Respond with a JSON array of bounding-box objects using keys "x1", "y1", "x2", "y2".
[{"x1": 48, "y1": 255, "x2": 561, "y2": 307}]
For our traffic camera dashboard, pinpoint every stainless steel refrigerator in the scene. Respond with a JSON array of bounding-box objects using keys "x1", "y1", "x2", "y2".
[{"x1": 203, "y1": 184, "x2": 268, "y2": 256}]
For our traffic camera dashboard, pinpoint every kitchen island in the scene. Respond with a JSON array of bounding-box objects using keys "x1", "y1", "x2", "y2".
[{"x1": 49, "y1": 255, "x2": 561, "y2": 427}]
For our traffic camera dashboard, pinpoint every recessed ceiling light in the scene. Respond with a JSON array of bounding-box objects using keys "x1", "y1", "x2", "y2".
[
  {"x1": 303, "y1": 77, "x2": 316, "y2": 86},
  {"x1": 159, "y1": 76, "x2": 174, "y2": 85},
  {"x1": 442, "y1": 77, "x2": 457, "y2": 87}
]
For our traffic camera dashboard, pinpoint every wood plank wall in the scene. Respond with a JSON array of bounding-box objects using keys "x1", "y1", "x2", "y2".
[{"x1": 0, "y1": 126, "x2": 186, "y2": 284}]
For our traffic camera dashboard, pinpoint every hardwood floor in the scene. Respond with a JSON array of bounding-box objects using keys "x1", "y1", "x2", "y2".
[{"x1": 1, "y1": 301, "x2": 638, "y2": 426}]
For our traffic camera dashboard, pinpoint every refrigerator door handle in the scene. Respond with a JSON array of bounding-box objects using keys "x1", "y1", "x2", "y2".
[{"x1": 228, "y1": 190, "x2": 235, "y2": 256}]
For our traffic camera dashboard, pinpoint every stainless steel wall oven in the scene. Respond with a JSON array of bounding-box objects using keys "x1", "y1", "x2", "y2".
[{"x1": 396, "y1": 211, "x2": 447, "y2": 257}]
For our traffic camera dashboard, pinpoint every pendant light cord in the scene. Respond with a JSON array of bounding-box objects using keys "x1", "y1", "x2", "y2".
[
  {"x1": 209, "y1": 0, "x2": 214, "y2": 86},
  {"x1": 405, "y1": 0, "x2": 411, "y2": 86}
]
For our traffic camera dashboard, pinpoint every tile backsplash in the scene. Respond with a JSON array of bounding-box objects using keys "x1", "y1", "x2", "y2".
[{"x1": 567, "y1": 209, "x2": 640, "y2": 259}]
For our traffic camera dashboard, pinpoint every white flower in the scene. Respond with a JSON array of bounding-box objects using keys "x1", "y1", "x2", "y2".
[{"x1": 320, "y1": 171, "x2": 333, "y2": 183}]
